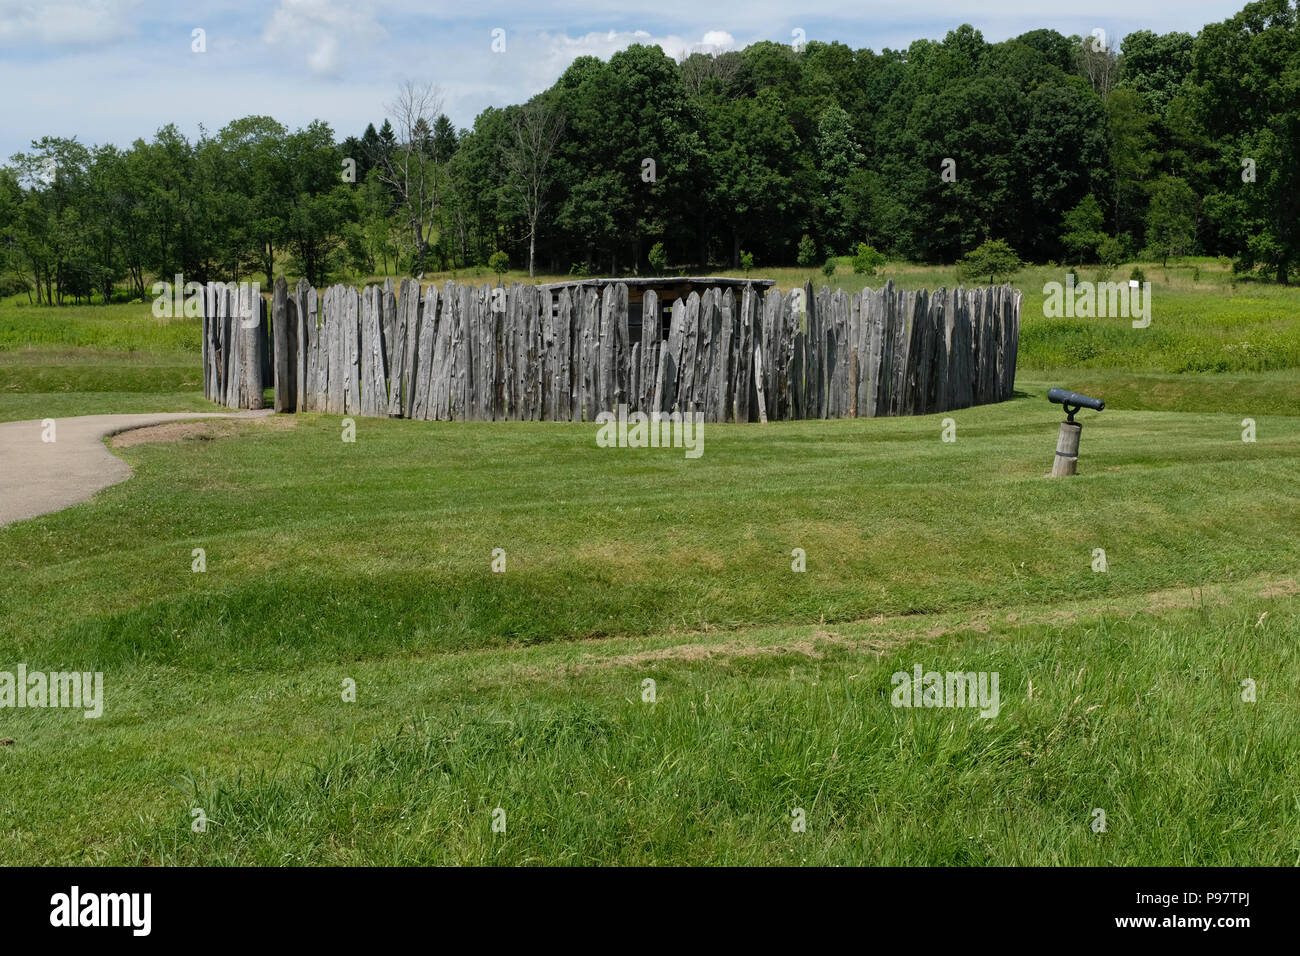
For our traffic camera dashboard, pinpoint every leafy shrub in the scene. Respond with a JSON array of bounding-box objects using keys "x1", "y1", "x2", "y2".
[
  {"x1": 648, "y1": 241, "x2": 668, "y2": 275},
  {"x1": 955, "y1": 239, "x2": 1022, "y2": 285},
  {"x1": 852, "y1": 242, "x2": 886, "y2": 275},
  {"x1": 0, "y1": 274, "x2": 31, "y2": 298},
  {"x1": 797, "y1": 234, "x2": 817, "y2": 268},
  {"x1": 1097, "y1": 236, "x2": 1124, "y2": 267}
]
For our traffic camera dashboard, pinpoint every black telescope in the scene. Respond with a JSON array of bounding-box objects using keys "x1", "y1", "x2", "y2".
[{"x1": 1048, "y1": 387, "x2": 1104, "y2": 423}]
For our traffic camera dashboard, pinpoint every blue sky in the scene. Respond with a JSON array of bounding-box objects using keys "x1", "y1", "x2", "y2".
[{"x1": 0, "y1": 0, "x2": 1257, "y2": 159}]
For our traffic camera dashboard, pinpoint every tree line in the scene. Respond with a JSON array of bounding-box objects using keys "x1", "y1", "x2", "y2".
[{"x1": 1, "y1": 0, "x2": 1297, "y2": 304}]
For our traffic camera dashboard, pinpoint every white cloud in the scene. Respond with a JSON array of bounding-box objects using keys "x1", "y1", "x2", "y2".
[
  {"x1": 0, "y1": 0, "x2": 141, "y2": 45},
  {"x1": 535, "y1": 28, "x2": 738, "y2": 65},
  {"x1": 263, "y1": 0, "x2": 388, "y2": 77},
  {"x1": 514, "y1": 28, "x2": 739, "y2": 94}
]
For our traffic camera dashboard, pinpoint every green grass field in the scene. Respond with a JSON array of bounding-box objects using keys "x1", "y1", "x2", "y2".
[{"x1": 1, "y1": 264, "x2": 1297, "y2": 865}]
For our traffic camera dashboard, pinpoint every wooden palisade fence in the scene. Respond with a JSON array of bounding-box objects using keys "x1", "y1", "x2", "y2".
[{"x1": 202, "y1": 277, "x2": 1020, "y2": 421}]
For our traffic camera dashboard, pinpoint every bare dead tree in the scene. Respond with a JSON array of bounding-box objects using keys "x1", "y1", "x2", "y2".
[
  {"x1": 501, "y1": 100, "x2": 566, "y2": 278},
  {"x1": 376, "y1": 81, "x2": 446, "y2": 269},
  {"x1": 679, "y1": 50, "x2": 743, "y2": 96},
  {"x1": 1075, "y1": 33, "x2": 1119, "y2": 98}
]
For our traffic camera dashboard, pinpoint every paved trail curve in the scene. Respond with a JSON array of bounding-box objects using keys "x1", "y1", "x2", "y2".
[{"x1": 0, "y1": 411, "x2": 272, "y2": 526}]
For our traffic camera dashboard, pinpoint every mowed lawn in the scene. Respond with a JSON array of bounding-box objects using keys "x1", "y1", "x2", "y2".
[
  {"x1": 1, "y1": 270, "x2": 1298, "y2": 865},
  {"x1": 0, "y1": 300, "x2": 208, "y2": 420},
  {"x1": 1, "y1": 390, "x2": 1298, "y2": 864}
]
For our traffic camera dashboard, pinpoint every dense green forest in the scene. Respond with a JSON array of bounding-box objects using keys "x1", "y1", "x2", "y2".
[{"x1": 1, "y1": 0, "x2": 1297, "y2": 303}]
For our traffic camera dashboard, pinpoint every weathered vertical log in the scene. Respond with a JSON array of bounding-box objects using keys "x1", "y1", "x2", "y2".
[
  {"x1": 530, "y1": 286, "x2": 545, "y2": 420},
  {"x1": 203, "y1": 283, "x2": 214, "y2": 402},
  {"x1": 971, "y1": 288, "x2": 985, "y2": 405},
  {"x1": 536, "y1": 287, "x2": 554, "y2": 420},
  {"x1": 487, "y1": 284, "x2": 506, "y2": 420},
  {"x1": 324, "y1": 284, "x2": 338, "y2": 413},
  {"x1": 638, "y1": 290, "x2": 660, "y2": 413},
  {"x1": 952, "y1": 287, "x2": 973, "y2": 410},
  {"x1": 300, "y1": 284, "x2": 313, "y2": 412},
  {"x1": 596, "y1": 283, "x2": 623, "y2": 414},
  {"x1": 286, "y1": 288, "x2": 299, "y2": 411},
  {"x1": 780, "y1": 288, "x2": 802, "y2": 420},
  {"x1": 211, "y1": 282, "x2": 223, "y2": 403},
  {"x1": 201, "y1": 284, "x2": 211, "y2": 400},
  {"x1": 808, "y1": 286, "x2": 826, "y2": 419},
  {"x1": 928, "y1": 290, "x2": 948, "y2": 414},
  {"x1": 596, "y1": 283, "x2": 613, "y2": 413},
  {"x1": 695, "y1": 288, "x2": 718, "y2": 421},
  {"x1": 429, "y1": 281, "x2": 456, "y2": 421},
  {"x1": 828, "y1": 289, "x2": 853, "y2": 419},
  {"x1": 658, "y1": 295, "x2": 686, "y2": 414},
  {"x1": 716, "y1": 288, "x2": 736, "y2": 421},
  {"x1": 501, "y1": 284, "x2": 518, "y2": 419},
  {"x1": 889, "y1": 288, "x2": 913, "y2": 416},
  {"x1": 733, "y1": 285, "x2": 754, "y2": 423},
  {"x1": 760, "y1": 288, "x2": 780, "y2": 422},
  {"x1": 825, "y1": 287, "x2": 839, "y2": 418},
  {"x1": 239, "y1": 284, "x2": 264, "y2": 410},
  {"x1": 850, "y1": 291, "x2": 866, "y2": 418},
  {"x1": 850, "y1": 346, "x2": 860, "y2": 417},
  {"x1": 938, "y1": 287, "x2": 953, "y2": 412},
  {"x1": 345, "y1": 286, "x2": 362, "y2": 415},
  {"x1": 679, "y1": 292, "x2": 701, "y2": 416},
  {"x1": 293, "y1": 279, "x2": 309, "y2": 411},
  {"x1": 552, "y1": 287, "x2": 573, "y2": 421},
  {"x1": 910, "y1": 290, "x2": 934, "y2": 415},
  {"x1": 918, "y1": 290, "x2": 939, "y2": 415},
  {"x1": 865, "y1": 286, "x2": 885, "y2": 417},
  {"x1": 215, "y1": 282, "x2": 229, "y2": 405},
  {"x1": 691, "y1": 288, "x2": 710, "y2": 419},
  {"x1": 306, "y1": 285, "x2": 322, "y2": 412},
  {"x1": 984, "y1": 286, "x2": 998, "y2": 404},
  {"x1": 575, "y1": 286, "x2": 599, "y2": 420},
  {"x1": 272, "y1": 277, "x2": 291, "y2": 412},
  {"x1": 523, "y1": 283, "x2": 539, "y2": 420},
  {"x1": 412, "y1": 284, "x2": 439, "y2": 420},
  {"x1": 612, "y1": 283, "x2": 629, "y2": 411},
  {"x1": 381, "y1": 276, "x2": 396, "y2": 370},
  {"x1": 1007, "y1": 287, "x2": 1022, "y2": 401},
  {"x1": 257, "y1": 291, "x2": 271, "y2": 389},
  {"x1": 478, "y1": 285, "x2": 492, "y2": 421},
  {"x1": 383, "y1": 283, "x2": 403, "y2": 417},
  {"x1": 402, "y1": 278, "x2": 422, "y2": 419},
  {"x1": 224, "y1": 287, "x2": 239, "y2": 407},
  {"x1": 360, "y1": 286, "x2": 385, "y2": 417},
  {"x1": 452, "y1": 284, "x2": 472, "y2": 420},
  {"x1": 630, "y1": 341, "x2": 641, "y2": 413},
  {"x1": 323, "y1": 285, "x2": 339, "y2": 414}
]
